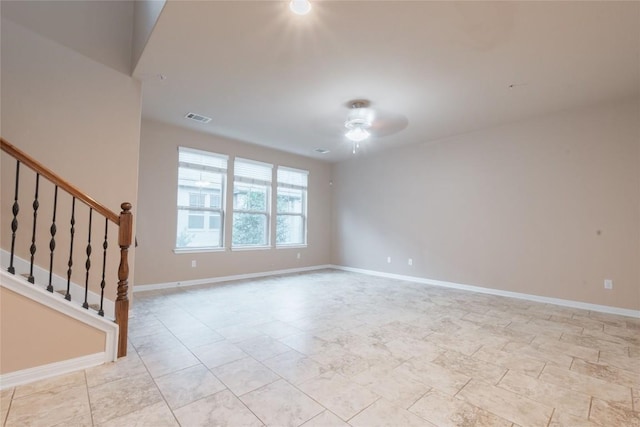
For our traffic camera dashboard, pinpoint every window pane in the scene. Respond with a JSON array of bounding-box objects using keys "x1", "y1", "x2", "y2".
[
  {"x1": 276, "y1": 166, "x2": 307, "y2": 247},
  {"x1": 277, "y1": 188, "x2": 303, "y2": 213},
  {"x1": 177, "y1": 210, "x2": 222, "y2": 248},
  {"x1": 277, "y1": 215, "x2": 304, "y2": 245},
  {"x1": 232, "y1": 213, "x2": 267, "y2": 246},
  {"x1": 176, "y1": 147, "x2": 226, "y2": 249},
  {"x1": 189, "y1": 193, "x2": 205, "y2": 207},
  {"x1": 233, "y1": 183, "x2": 267, "y2": 211},
  {"x1": 188, "y1": 214, "x2": 204, "y2": 229},
  {"x1": 179, "y1": 168, "x2": 223, "y2": 189},
  {"x1": 208, "y1": 213, "x2": 221, "y2": 230},
  {"x1": 209, "y1": 191, "x2": 222, "y2": 209}
]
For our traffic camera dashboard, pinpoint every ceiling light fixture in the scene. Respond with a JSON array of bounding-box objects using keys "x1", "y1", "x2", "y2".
[
  {"x1": 289, "y1": 0, "x2": 311, "y2": 15},
  {"x1": 344, "y1": 100, "x2": 373, "y2": 153},
  {"x1": 345, "y1": 127, "x2": 370, "y2": 143}
]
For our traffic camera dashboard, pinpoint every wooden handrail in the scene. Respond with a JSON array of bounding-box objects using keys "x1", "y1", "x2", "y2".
[{"x1": 1, "y1": 138, "x2": 119, "y2": 224}]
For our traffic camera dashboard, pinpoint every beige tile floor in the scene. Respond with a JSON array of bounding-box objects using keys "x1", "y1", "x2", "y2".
[{"x1": 2, "y1": 270, "x2": 639, "y2": 426}]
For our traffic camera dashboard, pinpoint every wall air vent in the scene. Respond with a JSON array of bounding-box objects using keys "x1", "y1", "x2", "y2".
[{"x1": 184, "y1": 112, "x2": 212, "y2": 124}]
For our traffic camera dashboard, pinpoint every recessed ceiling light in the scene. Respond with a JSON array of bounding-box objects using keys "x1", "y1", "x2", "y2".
[
  {"x1": 314, "y1": 148, "x2": 330, "y2": 154},
  {"x1": 289, "y1": 0, "x2": 311, "y2": 15}
]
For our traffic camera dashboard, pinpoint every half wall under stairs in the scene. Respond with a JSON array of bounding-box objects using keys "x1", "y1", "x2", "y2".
[{"x1": 0, "y1": 267, "x2": 118, "y2": 389}]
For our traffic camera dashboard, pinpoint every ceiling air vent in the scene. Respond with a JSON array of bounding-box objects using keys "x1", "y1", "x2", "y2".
[
  {"x1": 184, "y1": 112, "x2": 212, "y2": 124},
  {"x1": 315, "y1": 148, "x2": 330, "y2": 154}
]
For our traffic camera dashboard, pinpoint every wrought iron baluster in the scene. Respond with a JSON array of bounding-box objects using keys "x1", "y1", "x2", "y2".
[
  {"x1": 47, "y1": 186, "x2": 59, "y2": 292},
  {"x1": 65, "y1": 198, "x2": 76, "y2": 301},
  {"x1": 8, "y1": 160, "x2": 20, "y2": 275},
  {"x1": 99, "y1": 218, "x2": 108, "y2": 316},
  {"x1": 28, "y1": 173, "x2": 40, "y2": 284},
  {"x1": 83, "y1": 208, "x2": 93, "y2": 309}
]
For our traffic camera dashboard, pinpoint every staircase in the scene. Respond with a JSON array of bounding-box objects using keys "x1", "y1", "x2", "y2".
[{"x1": 0, "y1": 138, "x2": 132, "y2": 360}]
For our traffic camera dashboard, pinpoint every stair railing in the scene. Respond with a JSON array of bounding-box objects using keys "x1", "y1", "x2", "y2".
[{"x1": 1, "y1": 138, "x2": 131, "y2": 358}]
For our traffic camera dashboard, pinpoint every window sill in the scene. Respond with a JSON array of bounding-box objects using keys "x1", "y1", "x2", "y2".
[
  {"x1": 231, "y1": 246, "x2": 272, "y2": 252},
  {"x1": 276, "y1": 244, "x2": 307, "y2": 249},
  {"x1": 173, "y1": 247, "x2": 227, "y2": 254}
]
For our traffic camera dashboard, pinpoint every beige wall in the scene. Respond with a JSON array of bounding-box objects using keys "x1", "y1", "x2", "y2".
[
  {"x1": 1, "y1": 15, "x2": 141, "y2": 212},
  {"x1": 132, "y1": 0, "x2": 166, "y2": 71},
  {"x1": 331, "y1": 99, "x2": 640, "y2": 310},
  {"x1": 0, "y1": 287, "x2": 105, "y2": 374},
  {"x1": 134, "y1": 119, "x2": 332, "y2": 286},
  {"x1": 0, "y1": 0, "x2": 134, "y2": 75},
  {"x1": 1, "y1": 12, "x2": 141, "y2": 297}
]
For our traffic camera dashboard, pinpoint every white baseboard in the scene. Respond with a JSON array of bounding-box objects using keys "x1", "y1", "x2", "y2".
[
  {"x1": 0, "y1": 352, "x2": 105, "y2": 390},
  {"x1": 331, "y1": 265, "x2": 640, "y2": 319},
  {"x1": 134, "y1": 264, "x2": 333, "y2": 293},
  {"x1": 0, "y1": 249, "x2": 115, "y2": 319},
  {"x1": 1, "y1": 270, "x2": 119, "y2": 365}
]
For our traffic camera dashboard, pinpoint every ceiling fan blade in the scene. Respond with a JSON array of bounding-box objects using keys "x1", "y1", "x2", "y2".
[
  {"x1": 308, "y1": 102, "x2": 408, "y2": 142},
  {"x1": 369, "y1": 110, "x2": 409, "y2": 137}
]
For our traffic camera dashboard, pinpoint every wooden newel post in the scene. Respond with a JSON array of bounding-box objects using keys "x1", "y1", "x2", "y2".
[{"x1": 116, "y1": 202, "x2": 132, "y2": 358}]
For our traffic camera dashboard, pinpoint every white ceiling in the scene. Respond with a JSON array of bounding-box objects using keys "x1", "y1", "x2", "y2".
[{"x1": 134, "y1": 1, "x2": 640, "y2": 162}]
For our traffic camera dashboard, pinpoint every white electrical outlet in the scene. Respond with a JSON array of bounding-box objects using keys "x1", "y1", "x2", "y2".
[
  {"x1": 408, "y1": 258, "x2": 413, "y2": 266},
  {"x1": 297, "y1": 252, "x2": 301, "y2": 259},
  {"x1": 604, "y1": 279, "x2": 613, "y2": 290},
  {"x1": 387, "y1": 256, "x2": 391, "y2": 264},
  {"x1": 191, "y1": 260, "x2": 197, "y2": 268}
]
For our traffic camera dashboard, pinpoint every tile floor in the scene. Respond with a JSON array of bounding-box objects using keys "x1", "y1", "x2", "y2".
[{"x1": 2, "y1": 270, "x2": 639, "y2": 426}]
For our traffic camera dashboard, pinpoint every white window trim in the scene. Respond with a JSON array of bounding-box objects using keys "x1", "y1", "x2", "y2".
[
  {"x1": 173, "y1": 247, "x2": 228, "y2": 254},
  {"x1": 276, "y1": 166, "x2": 308, "y2": 247},
  {"x1": 230, "y1": 245, "x2": 272, "y2": 252},
  {"x1": 176, "y1": 147, "x2": 227, "y2": 251},
  {"x1": 232, "y1": 158, "x2": 273, "y2": 248}
]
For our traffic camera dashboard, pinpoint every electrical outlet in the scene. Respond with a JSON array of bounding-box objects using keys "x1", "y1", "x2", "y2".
[
  {"x1": 191, "y1": 260, "x2": 197, "y2": 268},
  {"x1": 604, "y1": 279, "x2": 613, "y2": 290},
  {"x1": 387, "y1": 256, "x2": 391, "y2": 264},
  {"x1": 408, "y1": 258, "x2": 413, "y2": 266},
  {"x1": 297, "y1": 252, "x2": 301, "y2": 259}
]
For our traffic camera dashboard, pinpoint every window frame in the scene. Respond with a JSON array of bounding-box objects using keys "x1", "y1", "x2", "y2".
[
  {"x1": 276, "y1": 166, "x2": 308, "y2": 247},
  {"x1": 175, "y1": 147, "x2": 227, "y2": 251},
  {"x1": 232, "y1": 158, "x2": 273, "y2": 249}
]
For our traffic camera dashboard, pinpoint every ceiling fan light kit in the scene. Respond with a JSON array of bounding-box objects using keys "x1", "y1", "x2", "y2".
[
  {"x1": 345, "y1": 127, "x2": 370, "y2": 143},
  {"x1": 344, "y1": 100, "x2": 374, "y2": 153}
]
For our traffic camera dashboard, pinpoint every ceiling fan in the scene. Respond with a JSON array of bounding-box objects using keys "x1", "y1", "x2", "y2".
[{"x1": 342, "y1": 99, "x2": 408, "y2": 154}]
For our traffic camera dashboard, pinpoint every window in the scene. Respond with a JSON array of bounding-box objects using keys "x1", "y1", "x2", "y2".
[
  {"x1": 277, "y1": 167, "x2": 308, "y2": 246},
  {"x1": 176, "y1": 147, "x2": 227, "y2": 249},
  {"x1": 232, "y1": 158, "x2": 272, "y2": 247}
]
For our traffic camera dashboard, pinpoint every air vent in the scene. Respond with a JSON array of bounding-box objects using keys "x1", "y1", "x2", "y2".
[
  {"x1": 315, "y1": 148, "x2": 330, "y2": 154},
  {"x1": 184, "y1": 112, "x2": 212, "y2": 124}
]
